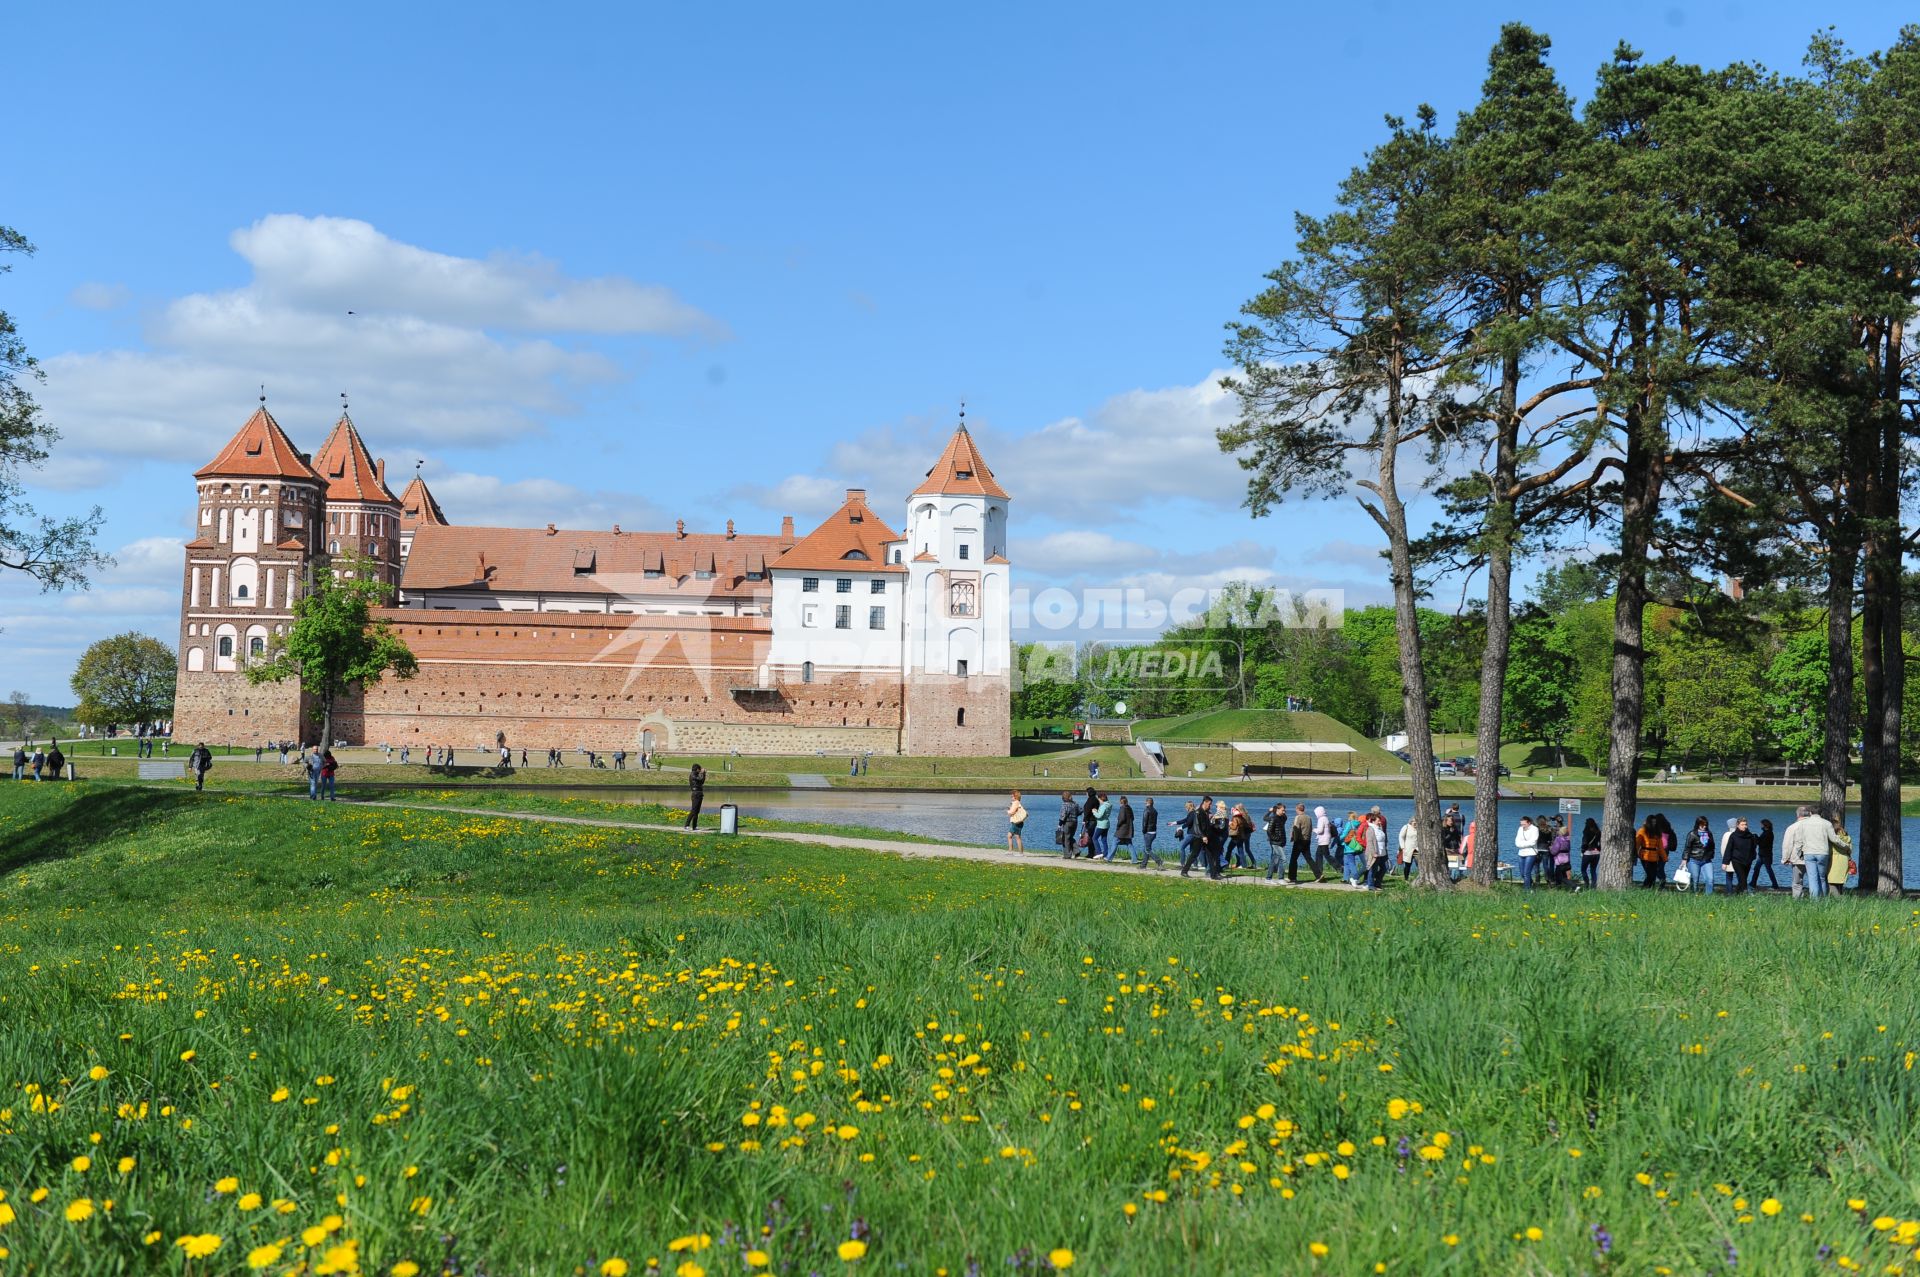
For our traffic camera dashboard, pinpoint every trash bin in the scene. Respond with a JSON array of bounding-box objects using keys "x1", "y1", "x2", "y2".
[{"x1": 719, "y1": 803, "x2": 739, "y2": 835}]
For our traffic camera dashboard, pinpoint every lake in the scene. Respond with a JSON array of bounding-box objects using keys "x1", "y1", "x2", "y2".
[{"x1": 659, "y1": 788, "x2": 1920, "y2": 890}]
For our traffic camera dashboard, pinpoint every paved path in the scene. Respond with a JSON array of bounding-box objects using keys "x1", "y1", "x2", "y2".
[{"x1": 328, "y1": 794, "x2": 1357, "y2": 890}]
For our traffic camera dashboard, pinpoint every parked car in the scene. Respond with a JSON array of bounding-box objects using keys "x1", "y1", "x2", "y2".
[
  {"x1": 1392, "y1": 750, "x2": 1412, "y2": 763},
  {"x1": 1435, "y1": 762, "x2": 1459, "y2": 777}
]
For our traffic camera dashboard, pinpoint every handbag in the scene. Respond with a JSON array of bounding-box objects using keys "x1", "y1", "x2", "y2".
[
  {"x1": 1077, "y1": 832, "x2": 1090, "y2": 849},
  {"x1": 1672, "y1": 865, "x2": 1692, "y2": 889}
]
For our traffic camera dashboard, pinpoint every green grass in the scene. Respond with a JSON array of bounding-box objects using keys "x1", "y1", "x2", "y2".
[
  {"x1": 3, "y1": 783, "x2": 1919, "y2": 1274},
  {"x1": 1136, "y1": 709, "x2": 1408, "y2": 771}
]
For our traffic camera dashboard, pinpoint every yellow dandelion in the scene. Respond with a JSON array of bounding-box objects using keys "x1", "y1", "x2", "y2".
[
  {"x1": 87, "y1": 1066, "x2": 109, "y2": 1081},
  {"x1": 600, "y1": 1261, "x2": 631, "y2": 1277},
  {"x1": 745, "y1": 1253, "x2": 770, "y2": 1269},
  {"x1": 179, "y1": 1050, "x2": 195, "y2": 1062},
  {"x1": 117, "y1": 1157, "x2": 135, "y2": 1174},
  {"x1": 838, "y1": 1239, "x2": 867, "y2": 1261},
  {"x1": 836, "y1": 1124, "x2": 859, "y2": 1141},
  {"x1": 676, "y1": 1263, "x2": 705, "y2": 1277},
  {"x1": 70, "y1": 1156, "x2": 91, "y2": 1173},
  {"x1": 1048, "y1": 1248, "x2": 1075, "y2": 1269},
  {"x1": 65, "y1": 1198, "x2": 94, "y2": 1223},
  {"x1": 668, "y1": 1235, "x2": 712, "y2": 1254},
  {"x1": 393, "y1": 1264, "x2": 421, "y2": 1277},
  {"x1": 1309, "y1": 1241, "x2": 1330, "y2": 1258},
  {"x1": 237, "y1": 1192, "x2": 262, "y2": 1211},
  {"x1": 247, "y1": 1243, "x2": 284, "y2": 1269},
  {"x1": 1525, "y1": 1227, "x2": 1544, "y2": 1242},
  {"x1": 213, "y1": 1176, "x2": 239, "y2": 1194},
  {"x1": 1386, "y1": 1099, "x2": 1409, "y2": 1120},
  {"x1": 176, "y1": 1233, "x2": 222, "y2": 1259},
  {"x1": 270, "y1": 1087, "x2": 290, "y2": 1103}
]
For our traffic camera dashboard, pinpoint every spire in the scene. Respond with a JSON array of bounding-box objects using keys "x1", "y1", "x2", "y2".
[
  {"x1": 912, "y1": 417, "x2": 1008, "y2": 499},
  {"x1": 312, "y1": 414, "x2": 398, "y2": 503},
  {"x1": 398, "y1": 472, "x2": 448, "y2": 529},
  {"x1": 195, "y1": 403, "x2": 320, "y2": 481}
]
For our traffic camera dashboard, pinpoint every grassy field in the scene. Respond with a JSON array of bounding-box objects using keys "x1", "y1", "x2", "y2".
[{"x1": 4, "y1": 784, "x2": 1919, "y2": 1274}]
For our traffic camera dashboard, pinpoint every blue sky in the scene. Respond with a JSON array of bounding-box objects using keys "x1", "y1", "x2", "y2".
[{"x1": 1, "y1": 0, "x2": 1906, "y2": 702}]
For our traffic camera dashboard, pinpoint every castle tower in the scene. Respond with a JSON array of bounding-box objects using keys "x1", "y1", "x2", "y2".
[
  {"x1": 311, "y1": 414, "x2": 403, "y2": 588},
  {"x1": 170, "y1": 404, "x2": 323, "y2": 744},
  {"x1": 902, "y1": 424, "x2": 1011, "y2": 754},
  {"x1": 396, "y1": 472, "x2": 448, "y2": 564}
]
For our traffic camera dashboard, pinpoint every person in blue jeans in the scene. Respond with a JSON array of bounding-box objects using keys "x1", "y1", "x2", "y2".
[
  {"x1": 1138, "y1": 799, "x2": 1164, "y2": 867},
  {"x1": 306, "y1": 748, "x2": 323, "y2": 800},
  {"x1": 1093, "y1": 793, "x2": 1113, "y2": 860},
  {"x1": 1514, "y1": 816, "x2": 1540, "y2": 890},
  {"x1": 1684, "y1": 816, "x2": 1718, "y2": 894}
]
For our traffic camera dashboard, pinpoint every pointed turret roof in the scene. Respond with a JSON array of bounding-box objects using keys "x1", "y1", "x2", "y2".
[
  {"x1": 913, "y1": 425, "x2": 1008, "y2": 499},
  {"x1": 195, "y1": 405, "x2": 320, "y2": 481},
  {"x1": 312, "y1": 415, "x2": 398, "y2": 504},
  {"x1": 399, "y1": 474, "x2": 448, "y2": 529},
  {"x1": 774, "y1": 489, "x2": 906, "y2": 573}
]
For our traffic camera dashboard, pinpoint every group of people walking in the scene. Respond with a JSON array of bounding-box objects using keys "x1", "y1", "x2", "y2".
[
  {"x1": 9, "y1": 743, "x2": 68, "y2": 781},
  {"x1": 1004, "y1": 789, "x2": 1869, "y2": 898},
  {"x1": 1634, "y1": 806, "x2": 1849, "y2": 897}
]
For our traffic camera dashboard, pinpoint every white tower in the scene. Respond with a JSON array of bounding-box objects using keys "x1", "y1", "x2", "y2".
[{"x1": 903, "y1": 423, "x2": 1011, "y2": 754}]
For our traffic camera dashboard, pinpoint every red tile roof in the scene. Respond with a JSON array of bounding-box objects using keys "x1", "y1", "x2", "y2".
[
  {"x1": 773, "y1": 490, "x2": 906, "y2": 573},
  {"x1": 398, "y1": 475, "x2": 448, "y2": 529},
  {"x1": 402, "y1": 524, "x2": 795, "y2": 599},
  {"x1": 912, "y1": 426, "x2": 1008, "y2": 499},
  {"x1": 195, "y1": 406, "x2": 321, "y2": 482},
  {"x1": 312, "y1": 416, "x2": 398, "y2": 504}
]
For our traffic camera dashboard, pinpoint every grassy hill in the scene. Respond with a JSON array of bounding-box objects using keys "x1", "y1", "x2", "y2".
[
  {"x1": 3, "y1": 781, "x2": 1919, "y2": 1275},
  {"x1": 1134, "y1": 708, "x2": 1409, "y2": 774}
]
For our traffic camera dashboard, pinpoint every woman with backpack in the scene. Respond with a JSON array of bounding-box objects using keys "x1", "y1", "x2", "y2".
[
  {"x1": 1636, "y1": 815, "x2": 1668, "y2": 888},
  {"x1": 1548, "y1": 819, "x2": 1573, "y2": 888}
]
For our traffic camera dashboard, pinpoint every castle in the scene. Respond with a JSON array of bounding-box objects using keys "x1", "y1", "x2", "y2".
[{"x1": 170, "y1": 405, "x2": 1011, "y2": 756}]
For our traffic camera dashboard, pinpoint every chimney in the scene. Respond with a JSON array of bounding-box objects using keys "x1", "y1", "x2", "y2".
[
  {"x1": 726, "y1": 519, "x2": 736, "y2": 540},
  {"x1": 780, "y1": 515, "x2": 795, "y2": 540},
  {"x1": 846, "y1": 488, "x2": 865, "y2": 502},
  {"x1": 612, "y1": 524, "x2": 622, "y2": 536},
  {"x1": 376, "y1": 458, "x2": 386, "y2": 487},
  {"x1": 545, "y1": 523, "x2": 558, "y2": 536},
  {"x1": 676, "y1": 519, "x2": 686, "y2": 539}
]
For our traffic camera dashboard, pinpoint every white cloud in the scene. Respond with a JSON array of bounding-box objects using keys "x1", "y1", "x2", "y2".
[
  {"x1": 746, "y1": 373, "x2": 1251, "y2": 527},
  {"x1": 1309, "y1": 538, "x2": 1387, "y2": 568},
  {"x1": 231, "y1": 215, "x2": 726, "y2": 337},
  {"x1": 34, "y1": 214, "x2": 725, "y2": 471},
  {"x1": 69, "y1": 281, "x2": 130, "y2": 310},
  {"x1": 426, "y1": 469, "x2": 671, "y2": 532}
]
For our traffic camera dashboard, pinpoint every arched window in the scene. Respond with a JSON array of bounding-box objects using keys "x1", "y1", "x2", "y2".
[
  {"x1": 217, "y1": 636, "x2": 234, "y2": 657},
  {"x1": 801, "y1": 661, "x2": 814, "y2": 684},
  {"x1": 949, "y1": 580, "x2": 977, "y2": 617},
  {"x1": 956, "y1": 707, "x2": 966, "y2": 727},
  {"x1": 235, "y1": 584, "x2": 249, "y2": 599},
  {"x1": 248, "y1": 636, "x2": 265, "y2": 657}
]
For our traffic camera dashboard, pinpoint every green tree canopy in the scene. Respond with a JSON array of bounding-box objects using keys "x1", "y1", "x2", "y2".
[
  {"x1": 70, "y1": 632, "x2": 177, "y2": 732},
  {"x1": 247, "y1": 557, "x2": 417, "y2": 748}
]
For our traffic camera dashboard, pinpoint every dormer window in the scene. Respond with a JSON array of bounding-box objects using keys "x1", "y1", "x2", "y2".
[
  {"x1": 849, "y1": 511, "x2": 863, "y2": 524},
  {"x1": 842, "y1": 549, "x2": 870, "y2": 561},
  {"x1": 957, "y1": 469, "x2": 972, "y2": 480}
]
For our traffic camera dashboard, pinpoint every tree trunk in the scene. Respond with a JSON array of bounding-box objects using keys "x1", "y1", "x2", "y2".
[
  {"x1": 1470, "y1": 337, "x2": 1522, "y2": 888},
  {"x1": 1820, "y1": 540, "x2": 1857, "y2": 825},
  {"x1": 1597, "y1": 390, "x2": 1663, "y2": 890},
  {"x1": 319, "y1": 690, "x2": 335, "y2": 756},
  {"x1": 1859, "y1": 545, "x2": 1884, "y2": 889},
  {"x1": 1373, "y1": 326, "x2": 1448, "y2": 891},
  {"x1": 1871, "y1": 314, "x2": 1906, "y2": 895}
]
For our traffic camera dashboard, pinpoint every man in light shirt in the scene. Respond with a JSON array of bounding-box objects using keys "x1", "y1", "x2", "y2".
[{"x1": 1782, "y1": 804, "x2": 1841, "y2": 900}]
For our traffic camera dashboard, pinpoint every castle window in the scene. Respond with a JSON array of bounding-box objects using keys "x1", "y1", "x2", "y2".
[
  {"x1": 835, "y1": 605, "x2": 851, "y2": 629},
  {"x1": 869, "y1": 606, "x2": 885, "y2": 630},
  {"x1": 956, "y1": 707, "x2": 967, "y2": 726},
  {"x1": 870, "y1": 579, "x2": 886, "y2": 594},
  {"x1": 958, "y1": 543, "x2": 970, "y2": 560},
  {"x1": 949, "y1": 580, "x2": 977, "y2": 617},
  {"x1": 841, "y1": 549, "x2": 869, "y2": 560},
  {"x1": 235, "y1": 584, "x2": 249, "y2": 599},
  {"x1": 218, "y1": 636, "x2": 234, "y2": 658},
  {"x1": 249, "y1": 636, "x2": 265, "y2": 656},
  {"x1": 802, "y1": 577, "x2": 819, "y2": 593},
  {"x1": 801, "y1": 661, "x2": 814, "y2": 684},
  {"x1": 892, "y1": 549, "x2": 902, "y2": 564},
  {"x1": 329, "y1": 540, "x2": 339, "y2": 554},
  {"x1": 836, "y1": 578, "x2": 852, "y2": 593},
  {"x1": 956, "y1": 658, "x2": 969, "y2": 677}
]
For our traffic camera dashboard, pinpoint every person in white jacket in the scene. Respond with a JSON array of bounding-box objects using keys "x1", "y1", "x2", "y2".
[
  {"x1": 1398, "y1": 819, "x2": 1419, "y2": 882},
  {"x1": 1514, "y1": 816, "x2": 1541, "y2": 891}
]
